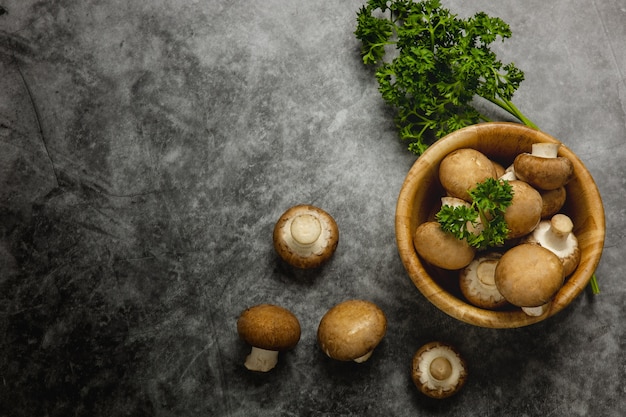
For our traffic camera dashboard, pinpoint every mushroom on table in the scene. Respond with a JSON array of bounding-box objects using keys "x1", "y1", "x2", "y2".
[
  {"x1": 317, "y1": 299, "x2": 387, "y2": 363},
  {"x1": 273, "y1": 204, "x2": 339, "y2": 269},
  {"x1": 411, "y1": 341, "x2": 468, "y2": 399},
  {"x1": 237, "y1": 304, "x2": 301, "y2": 372}
]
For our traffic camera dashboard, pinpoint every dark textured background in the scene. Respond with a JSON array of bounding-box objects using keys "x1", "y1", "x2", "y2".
[{"x1": 1, "y1": 1, "x2": 624, "y2": 416}]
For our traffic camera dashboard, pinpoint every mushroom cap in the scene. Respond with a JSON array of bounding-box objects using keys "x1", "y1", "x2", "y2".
[
  {"x1": 237, "y1": 304, "x2": 301, "y2": 351},
  {"x1": 439, "y1": 148, "x2": 497, "y2": 201},
  {"x1": 459, "y1": 252, "x2": 508, "y2": 309},
  {"x1": 504, "y1": 180, "x2": 543, "y2": 239},
  {"x1": 411, "y1": 341, "x2": 468, "y2": 399},
  {"x1": 413, "y1": 222, "x2": 476, "y2": 270},
  {"x1": 491, "y1": 160, "x2": 506, "y2": 178},
  {"x1": 494, "y1": 244, "x2": 564, "y2": 307},
  {"x1": 317, "y1": 299, "x2": 387, "y2": 361},
  {"x1": 513, "y1": 152, "x2": 574, "y2": 190},
  {"x1": 539, "y1": 187, "x2": 567, "y2": 219},
  {"x1": 273, "y1": 204, "x2": 339, "y2": 269}
]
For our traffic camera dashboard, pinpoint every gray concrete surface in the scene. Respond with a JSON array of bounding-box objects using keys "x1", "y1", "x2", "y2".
[{"x1": 1, "y1": 1, "x2": 624, "y2": 416}]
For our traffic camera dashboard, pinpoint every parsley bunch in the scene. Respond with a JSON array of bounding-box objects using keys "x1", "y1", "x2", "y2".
[
  {"x1": 355, "y1": 0, "x2": 538, "y2": 155},
  {"x1": 436, "y1": 178, "x2": 513, "y2": 251}
]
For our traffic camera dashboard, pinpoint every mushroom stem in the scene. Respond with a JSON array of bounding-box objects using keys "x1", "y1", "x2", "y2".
[
  {"x1": 476, "y1": 260, "x2": 498, "y2": 288},
  {"x1": 353, "y1": 350, "x2": 374, "y2": 363},
  {"x1": 546, "y1": 214, "x2": 574, "y2": 243},
  {"x1": 522, "y1": 303, "x2": 550, "y2": 317},
  {"x1": 499, "y1": 164, "x2": 517, "y2": 181},
  {"x1": 412, "y1": 342, "x2": 467, "y2": 399},
  {"x1": 290, "y1": 214, "x2": 322, "y2": 246},
  {"x1": 528, "y1": 214, "x2": 576, "y2": 257},
  {"x1": 531, "y1": 142, "x2": 560, "y2": 158},
  {"x1": 430, "y1": 356, "x2": 453, "y2": 381},
  {"x1": 499, "y1": 170, "x2": 517, "y2": 181},
  {"x1": 273, "y1": 205, "x2": 339, "y2": 268},
  {"x1": 244, "y1": 347, "x2": 280, "y2": 372},
  {"x1": 441, "y1": 196, "x2": 468, "y2": 207}
]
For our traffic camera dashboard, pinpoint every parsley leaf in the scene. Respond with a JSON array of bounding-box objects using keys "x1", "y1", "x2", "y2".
[
  {"x1": 355, "y1": 0, "x2": 538, "y2": 155},
  {"x1": 435, "y1": 178, "x2": 513, "y2": 250}
]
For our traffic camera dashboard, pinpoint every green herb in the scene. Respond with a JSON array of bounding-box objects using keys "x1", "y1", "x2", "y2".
[
  {"x1": 436, "y1": 178, "x2": 513, "y2": 250},
  {"x1": 355, "y1": 0, "x2": 538, "y2": 155},
  {"x1": 590, "y1": 273, "x2": 600, "y2": 295}
]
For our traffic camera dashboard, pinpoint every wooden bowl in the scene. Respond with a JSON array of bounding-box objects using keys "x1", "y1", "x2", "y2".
[{"x1": 395, "y1": 122, "x2": 605, "y2": 328}]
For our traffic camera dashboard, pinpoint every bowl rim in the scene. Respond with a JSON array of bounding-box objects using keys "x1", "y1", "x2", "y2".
[{"x1": 395, "y1": 122, "x2": 606, "y2": 328}]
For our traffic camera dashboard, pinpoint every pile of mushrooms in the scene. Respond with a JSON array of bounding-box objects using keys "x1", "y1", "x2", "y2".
[{"x1": 413, "y1": 143, "x2": 581, "y2": 316}]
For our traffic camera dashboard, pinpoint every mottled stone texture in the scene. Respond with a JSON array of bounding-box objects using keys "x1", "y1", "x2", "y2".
[{"x1": 1, "y1": 1, "x2": 625, "y2": 416}]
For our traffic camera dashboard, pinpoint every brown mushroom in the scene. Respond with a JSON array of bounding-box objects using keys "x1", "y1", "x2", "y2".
[
  {"x1": 439, "y1": 148, "x2": 497, "y2": 202},
  {"x1": 411, "y1": 341, "x2": 468, "y2": 399},
  {"x1": 317, "y1": 299, "x2": 387, "y2": 363},
  {"x1": 459, "y1": 252, "x2": 507, "y2": 309},
  {"x1": 503, "y1": 180, "x2": 543, "y2": 239},
  {"x1": 513, "y1": 143, "x2": 574, "y2": 190},
  {"x1": 273, "y1": 204, "x2": 339, "y2": 269},
  {"x1": 539, "y1": 187, "x2": 567, "y2": 219},
  {"x1": 524, "y1": 214, "x2": 581, "y2": 277},
  {"x1": 413, "y1": 221, "x2": 476, "y2": 270},
  {"x1": 237, "y1": 304, "x2": 301, "y2": 372},
  {"x1": 494, "y1": 243, "x2": 564, "y2": 309},
  {"x1": 491, "y1": 160, "x2": 506, "y2": 178}
]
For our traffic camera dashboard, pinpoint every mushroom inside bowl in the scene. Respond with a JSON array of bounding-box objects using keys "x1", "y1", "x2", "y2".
[{"x1": 395, "y1": 122, "x2": 605, "y2": 328}]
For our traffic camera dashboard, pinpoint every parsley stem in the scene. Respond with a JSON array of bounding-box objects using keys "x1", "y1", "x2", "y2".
[
  {"x1": 504, "y1": 99, "x2": 539, "y2": 129},
  {"x1": 589, "y1": 273, "x2": 600, "y2": 295},
  {"x1": 484, "y1": 96, "x2": 539, "y2": 130}
]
